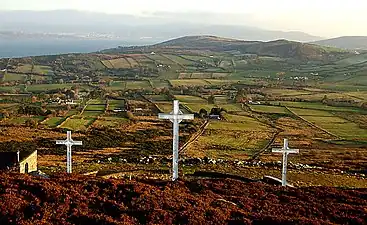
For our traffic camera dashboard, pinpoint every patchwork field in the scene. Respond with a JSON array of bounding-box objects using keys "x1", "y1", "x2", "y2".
[
  {"x1": 169, "y1": 79, "x2": 210, "y2": 87},
  {"x1": 249, "y1": 105, "x2": 289, "y2": 114},
  {"x1": 185, "y1": 114, "x2": 274, "y2": 159},
  {"x1": 60, "y1": 117, "x2": 95, "y2": 130}
]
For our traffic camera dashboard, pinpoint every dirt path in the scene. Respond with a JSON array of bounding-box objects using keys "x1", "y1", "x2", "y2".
[{"x1": 180, "y1": 120, "x2": 210, "y2": 154}]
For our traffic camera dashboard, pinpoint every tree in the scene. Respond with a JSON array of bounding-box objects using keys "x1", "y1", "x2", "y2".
[
  {"x1": 235, "y1": 89, "x2": 245, "y2": 103},
  {"x1": 199, "y1": 109, "x2": 208, "y2": 118},
  {"x1": 25, "y1": 119, "x2": 38, "y2": 129},
  {"x1": 208, "y1": 95, "x2": 216, "y2": 104},
  {"x1": 125, "y1": 111, "x2": 136, "y2": 122}
]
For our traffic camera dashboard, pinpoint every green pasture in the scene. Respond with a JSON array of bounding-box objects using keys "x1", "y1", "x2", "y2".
[
  {"x1": 61, "y1": 118, "x2": 95, "y2": 131},
  {"x1": 250, "y1": 105, "x2": 289, "y2": 114},
  {"x1": 3, "y1": 73, "x2": 27, "y2": 81},
  {"x1": 303, "y1": 115, "x2": 367, "y2": 139},
  {"x1": 108, "y1": 99, "x2": 125, "y2": 110},
  {"x1": 85, "y1": 104, "x2": 106, "y2": 111},
  {"x1": 276, "y1": 101, "x2": 365, "y2": 113},
  {"x1": 289, "y1": 108, "x2": 335, "y2": 116},
  {"x1": 169, "y1": 79, "x2": 210, "y2": 87},
  {"x1": 184, "y1": 103, "x2": 214, "y2": 113},
  {"x1": 81, "y1": 111, "x2": 103, "y2": 117},
  {"x1": 126, "y1": 81, "x2": 151, "y2": 90},
  {"x1": 163, "y1": 54, "x2": 193, "y2": 65},
  {"x1": 175, "y1": 95, "x2": 206, "y2": 103},
  {"x1": 263, "y1": 88, "x2": 312, "y2": 96},
  {"x1": 144, "y1": 95, "x2": 168, "y2": 102},
  {"x1": 151, "y1": 80, "x2": 171, "y2": 89},
  {"x1": 43, "y1": 117, "x2": 66, "y2": 127},
  {"x1": 89, "y1": 99, "x2": 106, "y2": 104}
]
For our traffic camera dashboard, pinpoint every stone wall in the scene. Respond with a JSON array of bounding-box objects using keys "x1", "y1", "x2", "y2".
[{"x1": 19, "y1": 151, "x2": 37, "y2": 173}]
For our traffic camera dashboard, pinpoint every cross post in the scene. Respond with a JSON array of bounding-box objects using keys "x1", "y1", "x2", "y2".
[
  {"x1": 272, "y1": 139, "x2": 299, "y2": 186},
  {"x1": 56, "y1": 131, "x2": 83, "y2": 173},
  {"x1": 158, "y1": 100, "x2": 194, "y2": 181}
]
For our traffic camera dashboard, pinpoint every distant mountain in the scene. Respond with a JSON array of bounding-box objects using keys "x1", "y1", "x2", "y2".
[
  {"x1": 106, "y1": 35, "x2": 348, "y2": 61},
  {"x1": 312, "y1": 36, "x2": 367, "y2": 50},
  {"x1": 0, "y1": 10, "x2": 322, "y2": 42}
]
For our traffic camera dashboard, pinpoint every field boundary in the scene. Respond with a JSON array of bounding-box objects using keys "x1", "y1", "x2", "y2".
[
  {"x1": 180, "y1": 120, "x2": 210, "y2": 154},
  {"x1": 285, "y1": 106, "x2": 340, "y2": 138}
]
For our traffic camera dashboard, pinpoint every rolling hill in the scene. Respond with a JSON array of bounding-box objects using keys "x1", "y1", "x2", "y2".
[
  {"x1": 104, "y1": 35, "x2": 350, "y2": 61},
  {"x1": 312, "y1": 36, "x2": 367, "y2": 50}
]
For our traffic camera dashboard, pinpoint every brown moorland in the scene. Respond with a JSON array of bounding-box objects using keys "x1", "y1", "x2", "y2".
[{"x1": 0, "y1": 173, "x2": 366, "y2": 225}]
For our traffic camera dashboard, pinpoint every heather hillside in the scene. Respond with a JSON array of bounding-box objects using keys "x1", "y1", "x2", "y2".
[{"x1": 0, "y1": 173, "x2": 366, "y2": 225}]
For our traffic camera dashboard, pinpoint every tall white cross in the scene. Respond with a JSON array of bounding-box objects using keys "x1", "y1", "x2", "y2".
[
  {"x1": 159, "y1": 100, "x2": 194, "y2": 181},
  {"x1": 272, "y1": 139, "x2": 299, "y2": 186},
  {"x1": 56, "y1": 131, "x2": 83, "y2": 173}
]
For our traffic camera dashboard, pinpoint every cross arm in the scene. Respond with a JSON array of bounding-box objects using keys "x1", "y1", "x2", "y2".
[
  {"x1": 73, "y1": 141, "x2": 83, "y2": 146},
  {"x1": 158, "y1": 114, "x2": 194, "y2": 120},
  {"x1": 272, "y1": 148, "x2": 299, "y2": 154},
  {"x1": 159, "y1": 113, "x2": 174, "y2": 119},
  {"x1": 56, "y1": 140, "x2": 67, "y2": 145}
]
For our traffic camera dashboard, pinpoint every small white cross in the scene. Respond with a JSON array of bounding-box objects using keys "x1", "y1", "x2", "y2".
[
  {"x1": 272, "y1": 139, "x2": 299, "y2": 186},
  {"x1": 56, "y1": 131, "x2": 83, "y2": 173},
  {"x1": 159, "y1": 100, "x2": 194, "y2": 181}
]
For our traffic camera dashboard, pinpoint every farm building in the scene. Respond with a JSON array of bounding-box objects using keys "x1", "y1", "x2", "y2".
[{"x1": 0, "y1": 150, "x2": 37, "y2": 174}]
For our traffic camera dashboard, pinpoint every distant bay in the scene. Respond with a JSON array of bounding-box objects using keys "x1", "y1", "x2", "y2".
[{"x1": 0, "y1": 39, "x2": 151, "y2": 58}]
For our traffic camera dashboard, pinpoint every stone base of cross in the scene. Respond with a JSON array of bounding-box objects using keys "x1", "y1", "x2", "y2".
[
  {"x1": 159, "y1": 100, "x2": 194, "y2": 181},
  {"x1": 56, "y1": 131, "x2": 83, "y2": 173},
  {"x1": 272, "y1": 139, "x2": 299, "y2": 186}
]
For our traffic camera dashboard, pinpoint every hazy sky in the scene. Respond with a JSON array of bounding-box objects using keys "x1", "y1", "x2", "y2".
[{"x1": 2, "y1": 0, "x2": 367, "y2": 37}]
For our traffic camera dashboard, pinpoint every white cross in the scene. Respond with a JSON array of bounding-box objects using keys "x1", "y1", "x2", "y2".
[
  {"x1": 272, "y1": 139, "x2": 299, "y2": 186},
  {"x1": 56, "y1": 131, "x2": 83, "y2": 173},
  {"x1": 159, "y1": 100, "x2": 194, "y2": 181}
]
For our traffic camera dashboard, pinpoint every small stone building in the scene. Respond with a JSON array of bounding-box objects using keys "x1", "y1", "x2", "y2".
[{"x1": 0, "y1": 150, "x2": 37, "y2": 173}]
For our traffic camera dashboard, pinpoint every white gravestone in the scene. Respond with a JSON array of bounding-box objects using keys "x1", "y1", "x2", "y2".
[
  {"x1": 56, "y1": 131, "x2": 83, "y2": 173},
  {"x1": 272, "y1": 139, "x2": 299, "y2": 186},
  {"x1": 159, "y1": 100, "x2": 194, "y2": 181}
]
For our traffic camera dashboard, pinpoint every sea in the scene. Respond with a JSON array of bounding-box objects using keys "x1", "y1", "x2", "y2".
[{"x1": 0, "y1": 39, "x2": 151, "y2": 58}]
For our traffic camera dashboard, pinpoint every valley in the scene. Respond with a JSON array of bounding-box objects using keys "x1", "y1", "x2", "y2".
[{"x1": 0, "y1": 36, "x2": 366, "y2": 188}]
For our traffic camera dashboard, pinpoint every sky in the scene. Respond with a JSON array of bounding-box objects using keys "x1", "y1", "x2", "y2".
[{"x1": 1, "y1": 0, "x2": 367, "y2": 37}]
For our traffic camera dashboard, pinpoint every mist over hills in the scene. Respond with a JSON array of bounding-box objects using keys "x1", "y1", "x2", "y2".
[
  {"x1": 0, "y1": 10, "x2": 322, "y2": 42},
  {"x1": 312, "y1": 36, "x2": 367, "y2": 50}
]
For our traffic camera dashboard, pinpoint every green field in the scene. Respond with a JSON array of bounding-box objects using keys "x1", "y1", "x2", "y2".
[
  {"x1": 85, "y1": 104, "x2": 106, "y2": 111},
  {"x1": 43, "y1": 117, "x2": 66, "y2": 127},
  {"x1": 61, "y1": 118, "x2": 95, "y2": 130},
  {"x1": 263, "y1": 88, "x2": 312, "y2": 96},
  {"x1": 3, "y1": 73, "x2": 27, "y2": 81},
  {"x1": 81, "y1": 111, "x2": 103, "y2": 117},
  {"x1": 108, "y1": 99, "x2": 125, "y2": 110},
  {"x1": 170, "y1": 79, "x2": 210, "y2": 87},
  {"x1": 221, "y1": 104, "x2": 243, "y2": 112},
  {"x1": 32, "y1": 65, "x2": 53, "y2": 75},
  {"x1": 26, "y1": 84, "x2": 82, "y2": 92},
  {"x1": 250, "y1": 105, "x2": 289, "y2": 114},
  {"x1": 5, "y1": 116, "x2": 45, "y2": 125},
  {"x1": 89, "y1": 99, "x2": 105, "y2": 104},
  {"x1": 150, "y1": 80, "x2": 171, "y2": 89},
  {"x1": 303, "y1": 116, "x2": 367, "y2": 139},
  {"x1": 289, "y1": 108, "x2": 335, "y2": 116},
  {"x1": 184, "y1": 103, "x2": 215, "y2": 113},
  {"x1": 144, "y1": 95, "x2": 168, "y2": 102},
  {"x1": 175, "y1": 95, "x2": 207, "y2": 103},
  {"x1": 126, "y1": 81, "x2": 151, "y2": 90},
  {"x1": 275, "y1": 101, "x2": 366, "y2": 113}
]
